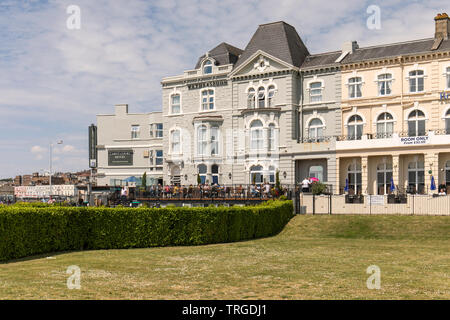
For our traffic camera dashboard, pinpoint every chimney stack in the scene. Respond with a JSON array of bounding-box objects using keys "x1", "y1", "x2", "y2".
[
  {"x1": 342, "y1": 41, "x2": 359, "y2": 54},
  {"x1": 435, "y1": 13, "x2": 450, "y2": 40}
]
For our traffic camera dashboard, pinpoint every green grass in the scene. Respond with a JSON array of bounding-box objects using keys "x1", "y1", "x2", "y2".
[{"x1": 0, "y1": 215, "x2": 449, "y2": 299}]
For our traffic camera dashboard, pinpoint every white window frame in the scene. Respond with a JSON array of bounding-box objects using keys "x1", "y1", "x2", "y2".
[
  {"x1": 210, "y1": 126, "x2": 219, "y2": 156},
  {"x1": 155, "y1": 123, "x2": 163, "y2": 138},
  {"x1": 200, "y1": 88, "x2": 215, "y2": 111},
  {"x1": 377, "y1": 73, "x2": 393, "y2": 96},
  {"x1": 347, "y1": 114, "x2": 364, "y2": 140},
  {"x1": 267, "y1": 85, "x2": 276, "y2": 107},
  {"x1": 268, "y1": 123, "x2": 277, "y2": 151},
  {"x1": 408, "y1": 70, "x2": 425, "y2": 93},
  {"x1": 347, "y1": 160, "x2": 362, "y2": 195},
  {"x1": 131, "y1": 125, "x2": 140, "y2": 139},
  {"x1": 203, "y1": 60, "x2": 213, "y2": 74},
  {"x1": 250, "y1": 120, "x2": 264, "y2": 151},
  {"x1": 170, "y1": 129, "x2": 181, "y2": 155},
  {"x1": 376, "y1": 112, "x2": 394, "y2": 138},
  {"x1": 376, "y1": 162, "x2": 393, "y2": 195},
  {"x1": 257, "y1": 87, "x2": 265, "y2": 108},
  {"x1": 250, "y1": 165, "x2": 264, "y2": 184},
  {"x1": 407, "y1": 110, "x2": 426, "y2": 136},
  {"x1": 197, "y1": 125, "x2": 208, "y2": 156},
  {"x1": 348, "y1": 77, "x2": 363, "y2": 99},
  {"x1": 309, "y1": 82, "x2": 323, "y2": 103},
  {"x1": 170, "y1": 93, "x2": 181, "y2": 114},
  {"x1": 247, "y1": 88, "x2": 256, "y2": 108},
  {"x1": 155, "y1": 150, "x2": 163, "y2": 166},
  {"x1": 308, "y1": 118, "x2": 325, "y2": 141}
]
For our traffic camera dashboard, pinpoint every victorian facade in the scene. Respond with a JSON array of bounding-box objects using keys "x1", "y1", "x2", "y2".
[{"x1": 95, "y1": 13, "x2": 450, "y2": 194}]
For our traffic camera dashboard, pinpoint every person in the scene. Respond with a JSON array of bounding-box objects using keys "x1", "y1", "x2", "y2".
[
  {"x1": 301, "y1": 177, "x2": 311, "y2": 193},
  {"x1": 438, "y1": 188, "x2": 446, "y2": 196}
]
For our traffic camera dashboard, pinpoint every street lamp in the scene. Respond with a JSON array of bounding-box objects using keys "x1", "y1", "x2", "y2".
[{"x1": 49, "y1": 140, "x2": 63, "y2": 199}]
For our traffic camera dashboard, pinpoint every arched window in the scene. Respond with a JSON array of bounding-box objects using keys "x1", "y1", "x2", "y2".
[
  {"x1": 211, "y1": 164, "x2": 219, "y2": 185},
  {"x1": 268, "y1": 124, "x2": 276, "y2": 151},
  {"x1": 376, "y1": 112, "x2": 394, "y2": 138},
  {"x1": 408, "y1": 110, "x2": 426, "y2": 136},
  {"x1": 309, "y1": 82, "x2": 322, "y2": 102},
  {"x1": 267, "y1": 85, "x2": 276, "y2": 107},
  {"x1": 348, "y1": 77, "x2": 362, "y2": 98},
  {"x1": 198, "y1": 164, "x2": 207, "y2": 184},
  {"x1": 347, "y1": 161, "x2": 362, "y2": 195},
  {"x1": 445, "y1": 109, "x2": 450, "y2": 134},
  {"x1": 309, "y1": 165, "x2": 324, "y2": 182},
  {"x1": 347, "y1": 115, "x2": 363, "y2": 140},
  {"x1": 247, "y1": 88, "x2": 255, "y2": 108},
  {"x1": 203, "y1": 60, "x2": 212, "y2": 74},
  {"x1": 211, "y1": 126, "x2": 219, "y2": 156},
  {"x1": 250, "y1": 165, "x2": 263, "y2": 184},
  {"x1": 377, "y1": 162, "x2": 393, "y2": 195},
  {"x1": 309, "y1": 118, "x2": 324, "y2": 141},
  {"x1": 171, "y1": 129, "x2": 181, "y2": 154},
  {"x1": 268, "y1": 166, "x2": 276, "y2": 184},
  {"x1": 257, "y1": 87, "x2": 265, "y2": 108},
  {"x1": 250, "y1": 120, "x2": 264, "y2": 150},
  {"x1": 201, "y1": 89, "x2": 214, "y2": 111},
  {"x1": 171, "y1": 94, "x2": 181, "y2": 114},
  {"x1": 408, "y1": 161, "x2": 424, "y2": 194},
  {"x1": 197, "y1": 125, "x2": 207, "y2": 156},
  {"x1": 409, "y1": 70, "x2": 424, "y2": 92},
  {"x1": 377, "y1": 74, "x2": 392, "y2": 96}
]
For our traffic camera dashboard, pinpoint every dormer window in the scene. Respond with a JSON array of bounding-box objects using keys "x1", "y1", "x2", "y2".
[{"x1": 203, "y1": 60, "x2": 213, "y2": 74}]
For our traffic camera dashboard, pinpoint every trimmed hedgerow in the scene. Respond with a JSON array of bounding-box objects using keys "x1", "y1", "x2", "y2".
[{"x1": 0, "y1": 200, "x2": 293, "y2": 261}]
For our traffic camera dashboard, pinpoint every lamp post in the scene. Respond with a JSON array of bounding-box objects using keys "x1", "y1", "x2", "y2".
[{"x1": 49, "y1": 140, "x2": 63, "y2": 200}]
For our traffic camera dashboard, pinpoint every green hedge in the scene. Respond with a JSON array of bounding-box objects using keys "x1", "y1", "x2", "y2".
[{"x1": 0, "y1": 200, "x2": 293, "y2": 261}]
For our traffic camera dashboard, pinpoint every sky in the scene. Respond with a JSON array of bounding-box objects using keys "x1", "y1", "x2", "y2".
[{"x1": 0, "y1": 0, "x2": 449, "y2": 178}]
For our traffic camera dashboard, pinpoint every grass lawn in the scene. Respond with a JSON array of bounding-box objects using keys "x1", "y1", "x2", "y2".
[{"x1": 0, "y1": 215, "x2": 449, "y2": 299}]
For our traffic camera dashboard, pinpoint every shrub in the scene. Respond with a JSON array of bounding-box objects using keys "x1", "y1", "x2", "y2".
[{"x1": 0, "y1": 200, "x2": 293, "y2": 261}]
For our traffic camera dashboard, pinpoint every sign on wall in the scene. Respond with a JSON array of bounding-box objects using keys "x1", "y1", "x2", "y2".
[
  {"x1": 187, "y1": 80, "x2": 228, "y2": 90},
  {"x1": 400, "y1": 136, "x2": 429, "y2": 145},
  {"x1": 108, "y1": 150, "x2": 133, "y2": 166}
]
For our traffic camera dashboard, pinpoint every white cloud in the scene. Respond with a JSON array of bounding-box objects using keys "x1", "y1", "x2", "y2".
[{"x1": 1, "y1": 0, "x2": 450, "y2": 178}]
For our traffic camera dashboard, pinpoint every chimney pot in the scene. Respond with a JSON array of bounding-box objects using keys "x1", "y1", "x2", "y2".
[
  {"x1": 435, "y1": 12, "x2": 450, "y2": 40},
  {"x1": 342, "y1": 41, "x2": 359, "y2": 54}
]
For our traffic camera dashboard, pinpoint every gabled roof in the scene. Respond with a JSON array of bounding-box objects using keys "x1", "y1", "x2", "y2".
[
  {"x1": 195, "y1": 42, "x2": 243, "y2": 69},
  {"x1": 234, "y1": 21, "x2": 310, "y2": 69},
  {"x1": 340, "y1": 38, "x2": 450, "y2": 64}
]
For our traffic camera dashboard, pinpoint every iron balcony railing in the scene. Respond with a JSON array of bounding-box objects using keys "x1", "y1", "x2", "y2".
[{"x1": 299, "y1": 129, "x2": 450, "y2": 143}]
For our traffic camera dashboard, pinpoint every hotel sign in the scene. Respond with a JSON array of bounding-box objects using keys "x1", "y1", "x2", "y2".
[
  {"x1": 439, "y1": 91, "x2": 450, "y2": 100},
  {"x1": 108, "y1": 150, "x2": 133, "y2": 166},
  {"x1": 187, "y1": 80, "x2": 228, "y2": 90},
  {"x1": 400, "y1": 136, "x2": 429, "y2": 145}
]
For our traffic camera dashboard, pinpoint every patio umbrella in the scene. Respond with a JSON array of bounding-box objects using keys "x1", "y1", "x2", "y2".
[
  {"x1": 390, "y1": 177, "x2": 395, "y2": 193},
  {"x1": 344, "y1": 178, "x2": 349, "y2": 192},
  {"x1": 309, "y1": 177, "x2": 319, "y2": 182},
  {"x1": 430, "y1": 176, "x2": 436, "y2": 191}
]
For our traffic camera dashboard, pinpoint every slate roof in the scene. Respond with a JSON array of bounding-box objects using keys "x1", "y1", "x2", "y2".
[
  {"x1": 341, "y1": 38, "x2": 450, "y2": 64},
  {"x1": 301, "y1": 51, "x2": 342, "y2": 69},
  {"x1": 195, "y1": 42, "x2": 243, "y2": 69},
  {"x1": 234, "y1": 21, "x2": 310, "y2": 69}
]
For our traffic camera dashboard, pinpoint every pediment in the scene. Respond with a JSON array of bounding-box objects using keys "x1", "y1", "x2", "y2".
[{"x1": 230, "y1": 50, "x2": 296, "y2": 77}]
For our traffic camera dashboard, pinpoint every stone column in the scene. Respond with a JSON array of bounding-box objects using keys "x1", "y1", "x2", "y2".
[
  {"x1": 361, "y1": 156, "x2": 368, "y2": 195},
  {"x1": 335, "y1": 157, "x2": 340, "y2": 194}
]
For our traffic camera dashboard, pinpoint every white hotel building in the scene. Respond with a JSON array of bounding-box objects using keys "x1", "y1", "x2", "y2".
[{"x1": 95, "y1": 14, "x2": 450, "y2": 195}]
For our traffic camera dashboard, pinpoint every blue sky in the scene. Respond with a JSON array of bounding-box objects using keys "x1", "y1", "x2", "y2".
[{"x1": 0, "y1": 0, "x2": 448, "y2": 178}]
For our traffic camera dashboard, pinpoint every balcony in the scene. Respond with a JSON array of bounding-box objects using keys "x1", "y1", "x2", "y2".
[{"x1": 335, "y1": 130, "x2": 450, "y2": 151}]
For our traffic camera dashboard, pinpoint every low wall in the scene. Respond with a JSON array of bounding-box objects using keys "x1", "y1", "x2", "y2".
[{"x1": 300, "y1": 194, "x2": 450, "y2": 215}]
